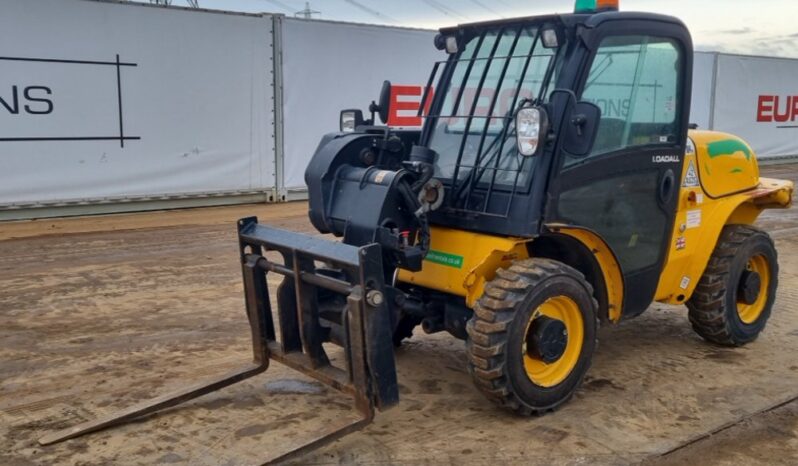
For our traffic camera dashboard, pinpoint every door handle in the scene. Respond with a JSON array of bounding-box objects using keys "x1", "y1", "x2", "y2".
[{"x1": 658, "y1": 169, "x2": 676, "y2": 205}]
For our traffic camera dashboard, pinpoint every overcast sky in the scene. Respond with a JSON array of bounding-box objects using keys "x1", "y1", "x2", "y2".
[{"x1": 150, "y1": 0, "x2": 798, "y2": 58}]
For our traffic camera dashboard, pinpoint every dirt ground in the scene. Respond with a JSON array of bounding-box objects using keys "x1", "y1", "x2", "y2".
[{"x1": 1, "y1": 163, "x2": 797, "y2": 465}]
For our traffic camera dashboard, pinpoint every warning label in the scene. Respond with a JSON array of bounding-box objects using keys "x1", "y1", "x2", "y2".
[
  {"x1": 686, "y1": 209, "x2": 702, "y2": 229},
  {"x1": 683, "y1": 160, "x2": 699, "y2": 187}
]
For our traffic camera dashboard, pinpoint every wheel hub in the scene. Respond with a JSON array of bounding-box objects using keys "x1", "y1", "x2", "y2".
[
  {"x1": 737, "y1": 269, "x2": 761, "y2": 305},
  {"x1": 527, "y1": 316, "x2": 568, "y2": 363}
]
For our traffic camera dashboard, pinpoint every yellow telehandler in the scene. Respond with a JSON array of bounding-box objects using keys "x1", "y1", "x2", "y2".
[{"x1": 42, "y1": 0, "x2": 793, "y2": 462}]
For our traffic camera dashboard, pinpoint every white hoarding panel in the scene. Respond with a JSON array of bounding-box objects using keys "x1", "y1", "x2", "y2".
[
  {"x1": 280, "y1": 21, "x2": 725, "y2": 190},
  {"x1": 712, "y1": 54, "x2": 798, "y2": 158},
  {"x1": 0, "y1": 0, "x2": 275, "y2": 206},
  {"x1": 281, "y1": 19, "x2": 440, "y2": 189},
  {"x1": 690, "y1": 52, "x2": 716, "y2": 130}
]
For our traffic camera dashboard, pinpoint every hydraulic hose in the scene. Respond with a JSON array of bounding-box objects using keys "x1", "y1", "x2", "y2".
[{"x1": 397, "y1": 174, "x2": 431, "y2": 256}]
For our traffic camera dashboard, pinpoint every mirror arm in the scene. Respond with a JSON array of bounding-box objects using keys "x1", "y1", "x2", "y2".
[
  {"x1": 368, "y1": 100, "x2": 378, "y2": 126},
  {"x1": 571, "y1": 114, "x2": 587, "y2": 136}
]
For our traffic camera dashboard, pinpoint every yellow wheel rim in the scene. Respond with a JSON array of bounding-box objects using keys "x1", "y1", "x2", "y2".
[
  {"x1": 522, "y1": 296, "x2": 584, "y2": 388},
  {"x1": 736, "y1": 254, "x2": 770, "y2": 324}
]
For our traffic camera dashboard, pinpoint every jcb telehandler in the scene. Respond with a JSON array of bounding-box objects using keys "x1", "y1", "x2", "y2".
[{"x1": 43, "y1": 0, "x2": 794, "y2": 462}]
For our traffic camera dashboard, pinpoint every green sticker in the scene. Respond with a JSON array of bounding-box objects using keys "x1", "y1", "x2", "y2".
[
  {"x1": 707, "y1": 139, "x2": 751, "y2": 160},
  {"x1": 425, "y1": 250, "x2": 464, "y2": 269},
  {"x1": 730, "y1": 167, "x2": 744, "y2": 174}
]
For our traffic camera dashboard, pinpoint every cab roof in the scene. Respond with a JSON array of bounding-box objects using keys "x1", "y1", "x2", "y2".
[{"x1": 438, "y1": 11, "x2": 686, "y2": 35}]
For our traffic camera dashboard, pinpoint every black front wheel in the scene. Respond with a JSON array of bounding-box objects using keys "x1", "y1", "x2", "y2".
[{"x1": 466, "y1": 258, "x2": 598, "y2": 415}]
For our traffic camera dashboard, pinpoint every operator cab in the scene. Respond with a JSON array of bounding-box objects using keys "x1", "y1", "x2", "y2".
[
  {"x1": 318, "y1": 0, "x2": 693, "y2": 320},
  {"x1": 418, "y1": 5, "x2": 692, "y2": 242},
  {"x1": 413, "y1": 2, "x2": 693, "y2": 316}
]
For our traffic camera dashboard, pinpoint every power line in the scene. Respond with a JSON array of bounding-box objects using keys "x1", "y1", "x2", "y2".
[
  {"x1": 421, "y1": 0, "x2": 469, "y2": 21},
  {"x1": 492, "y1": 0, "x2": 514, "y2": 7},
  {"x1": 468, "y1": 0, "x2": 505, "y2": 18},
  {"x1": 342, "y1": 0, "x2": 398, "y2": 23},
  {"x1": 258, "y1": 0, "x2": 296, "y2": 14}
]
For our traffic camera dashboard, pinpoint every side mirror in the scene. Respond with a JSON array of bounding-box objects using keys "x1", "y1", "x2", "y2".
[
  {"x1": 340, "y1": 109, "x2": 365, "y2": 132},
  {"x1": 562, "y1": 101, "x2": 601, "y2": 157},
  {"x1": 369, "y1": 80, "x2": 392, "y2": 125},
  {"x1": 515, "y1": 105, "x2": 550, "y2": 157}
]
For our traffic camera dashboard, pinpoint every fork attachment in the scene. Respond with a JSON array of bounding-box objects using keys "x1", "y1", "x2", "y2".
[{"x1": 39, "y1": 216, "x2": 399, "y2": 464}]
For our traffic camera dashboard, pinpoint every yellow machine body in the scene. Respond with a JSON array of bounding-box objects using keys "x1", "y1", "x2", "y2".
[
  {"x1": 396, "y1": 227, "x2": 530, "y2": 308},
  {"x1": 543, "y1": 225, "x2": 626, "y2": 322},
  {"x1": 654, "y1": 130, "x2": 793, "y2": 304},
  {"x1": 399, "y1": 130, "x2": 793, "y2": 320}
]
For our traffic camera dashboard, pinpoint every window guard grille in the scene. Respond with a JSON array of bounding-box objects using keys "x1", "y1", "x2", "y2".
[{"x1": 416, "y1": 25, "x2": 559, "y2": 218}]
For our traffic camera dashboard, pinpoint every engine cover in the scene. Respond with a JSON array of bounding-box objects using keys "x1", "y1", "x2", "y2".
[
  {"x1": 689, "y1": 130, "x2": 759, "y2": 198},
  {"x1": 305, "y1": 131, "x2": 426, "y2": 271}
]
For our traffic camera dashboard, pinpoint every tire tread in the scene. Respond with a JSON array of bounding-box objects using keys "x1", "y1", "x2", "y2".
[
  {"x1": 686, "y1": 225, "x2": 776, "y2": 346},
  {"x1": 466, "y1": 258, "x2": 598, "y2": 415}
]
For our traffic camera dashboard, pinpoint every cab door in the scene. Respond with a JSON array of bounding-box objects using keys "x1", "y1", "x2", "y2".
[{"x1": 546, "y1": 23, "x2": 692, "y2": 317}]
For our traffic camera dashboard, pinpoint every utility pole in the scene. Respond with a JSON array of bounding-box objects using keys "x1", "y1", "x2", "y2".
[{"x1": 295, "y1": 2, "x2": 320, "y2": 19}]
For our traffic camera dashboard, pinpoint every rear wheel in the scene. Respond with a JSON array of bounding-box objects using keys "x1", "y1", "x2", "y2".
[
  {"x1": 687, "y1": 225, "x2": 778, "y2": 346},
  {"x1": 466, "y1": 258, "x2": 598, "y2": 414}
]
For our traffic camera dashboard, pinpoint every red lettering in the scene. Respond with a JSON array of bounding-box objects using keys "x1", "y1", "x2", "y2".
[
  {"x1": 773, "y1": 95, "x2": 791, "y2": 122},
  {"x1": 445, "y1": 86, "x2": 462, "y2": 126},
  {"x1": 757, "y1": 95, "x2": 774, "y2": 122},
  {"x1": 462, "y1": 87, "x2": 494, "y2": 117},
  {"x1": 387, "y1": 85, "x2": 433, "y2": 127},
  {"x1": 498, "y1": 88, "x2": 517, "y2": 118},
  {"x1": 757, "y1": 95, "x2": 773, "y2": 122},
  {"x1": 792, "y1": 95, "x2": 798, "y2": 121}
]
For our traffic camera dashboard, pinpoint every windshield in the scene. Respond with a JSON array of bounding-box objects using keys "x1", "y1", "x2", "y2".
[{"x1": 424, "y1": 25, "x2": 559, "y2": 201}]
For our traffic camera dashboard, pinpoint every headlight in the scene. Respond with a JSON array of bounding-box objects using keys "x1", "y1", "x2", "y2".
[
  {"x1": 516, "y1": 106, "x2": 548, "y2": 156},
  {"x1": 445, "y1": 36, "x2": 459, "y2": 54},
  {"x1": 541, "y1": 28, "x2": 559, "y2": 48},
  {"x1": 434, "y1": 33, "x2": 460, "y2": 55},
  {"x1": 340, "y1": 110, "x2": 357, "y2": 132}
]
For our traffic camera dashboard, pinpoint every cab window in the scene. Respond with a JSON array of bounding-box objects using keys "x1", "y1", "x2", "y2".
[{"x1": 570, "y1": 35, "x2": 682, "y2": 164}]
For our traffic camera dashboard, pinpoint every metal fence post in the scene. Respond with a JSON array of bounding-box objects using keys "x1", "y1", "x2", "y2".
[
  {"x1": 272, "y1": 13, "x2": 287, "y2": 202},
  {"x1": 708, "y1": 52, "x2": 720, "y2": 131}
]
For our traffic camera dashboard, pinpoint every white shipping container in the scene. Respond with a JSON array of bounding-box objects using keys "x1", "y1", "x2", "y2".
[
  {"x1": 0, "y1": 0, "x2": 276, "y2": 208},
  {"x1": 712, "y1": 53, "x2": 798, "y2": 158},
  {"x1": 690, "y1": 51, "x2": 716, "y2": 130},
  {"x1": 280, "y1": 18, "x2": 440, "y2": 191}
]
